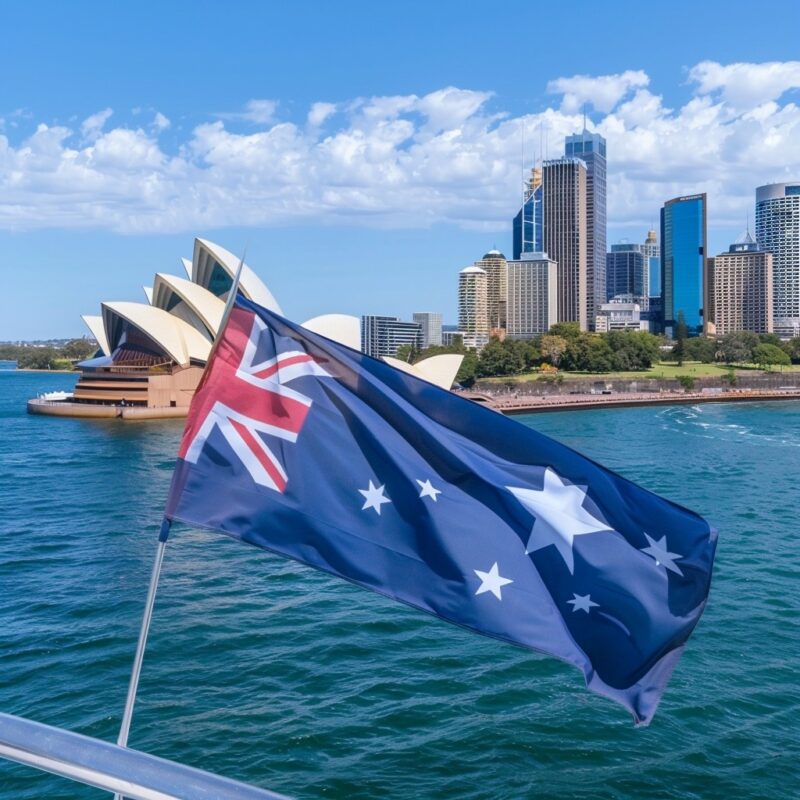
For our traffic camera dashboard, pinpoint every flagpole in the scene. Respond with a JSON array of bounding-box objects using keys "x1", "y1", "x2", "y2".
[
  {"x1": 116, "y1": 534, "x2": 167, "y2": 749},
  {"x1": 113, "y1": 251, "x2": 248, "y2": 796}
]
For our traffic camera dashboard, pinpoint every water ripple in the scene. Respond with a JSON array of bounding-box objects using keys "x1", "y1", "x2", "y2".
[{"x1": 0, "y1": 374, "x2": 798, "y2": 798}]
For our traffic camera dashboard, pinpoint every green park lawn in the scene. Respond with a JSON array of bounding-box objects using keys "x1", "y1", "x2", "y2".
[{"x1": 484, "y1": 361, "x2": 800, "y2": 383}]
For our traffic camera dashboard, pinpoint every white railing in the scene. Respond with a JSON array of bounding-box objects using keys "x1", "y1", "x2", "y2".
[{"x1": 0, "y1": 712, "x2": 289, "y2": 800}]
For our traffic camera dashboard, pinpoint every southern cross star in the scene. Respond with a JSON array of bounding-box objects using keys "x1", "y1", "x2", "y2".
[
  {"x1": 474, "y1": 562, "x2": 513, "y2": 600},
  {"x1": 567, "y1": 593, "x2": 599, "y2": 613},
  {"x1": 416, "y1": 478, "x2": 441, "y2": 501},
  {"x1": 640, "y1": 533, "x2": 684, "y2": 575},
  {"x1": 507, "y1": 468, "x2": 609, "y2": 574},
  {"x1": 359, "y1": 480, "x2": 392, "y2": 515}
]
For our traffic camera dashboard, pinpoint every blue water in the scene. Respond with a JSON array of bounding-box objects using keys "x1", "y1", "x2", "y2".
[{"x1": 1, "y1": 371, "x2": 798, "y2": 798}]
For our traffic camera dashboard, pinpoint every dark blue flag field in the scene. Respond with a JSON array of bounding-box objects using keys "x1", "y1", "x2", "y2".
[{"x1": 164, "y1": 296, "x2": 717, "y2": 725}]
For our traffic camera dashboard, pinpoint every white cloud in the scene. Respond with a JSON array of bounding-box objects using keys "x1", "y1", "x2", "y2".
[
  {"x1": 689, "y1": 60, "x2": 800, "y2": 108},
  {"x1": 1, "y1": 63, "x2": 800, "y2": 234},
  {"x1": 547, "y1": 70, "x2": 649, "y2": 113},
  {"x1": 308, "y1": 102, "x2": 337, "y2": 127},
  {"x1": 80, "y1": 108, "x2": 113, "y2": 141},
  {"x1": 152, "y1": 112, "x2": 171, "y2": 132},
  {"x1": 218, "y1": 99, "x2": 278, "y2": 125}
]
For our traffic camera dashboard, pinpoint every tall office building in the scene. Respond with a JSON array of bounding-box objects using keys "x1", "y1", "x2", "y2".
[
  {"x1": 361, "y1": 316, "x2": 422, "y2": 359},
  {"x1": 710, "y1": 233, "x2": 773, "y2": 335},
  {"x1": 412, "y1": 312, "x2": 443, "y2": 348},
  {"x1": 506, "y1": 253, "x2": 558, "y2": 339},
  {"x1": 643, "y1": 229, "x2": 661, "y2": 298},
  {"x1": 565, "y1": 130, "x2": 607, "y2": 329},
  {"x1": 606, "y1": 243, "x2": 648, "y2": 300},
  {"x1": 661, "y1": 193, "x2": 708, "y2": 337},
  {"x1": 512, "y1": 167, "x2": 543, "y2": 260},
  {"x1": 543, "y1": 157, "x2": 588, "y2": 329},
  {"x1": 755, "y1": 182, "x2": 800, "y2": 338},
  {"x1": 458, "y1": 266, "x2": 489, "y2": 349},
  {"x1": 473, "y1": 250, "x2": 508, "y2": 332}
]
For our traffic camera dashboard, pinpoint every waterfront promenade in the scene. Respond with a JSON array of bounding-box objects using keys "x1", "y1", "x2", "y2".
[{"x1": 487, "y1": 387, "x2": 800, "y2": 414}]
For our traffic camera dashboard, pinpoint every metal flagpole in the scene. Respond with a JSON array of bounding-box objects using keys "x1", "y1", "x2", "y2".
[
  {"x1": 116, "y1": 528, "x2": 168, "y2": 749},
  {"x1": 113, "y1": 250, "x2": 248, "y2": 796}
]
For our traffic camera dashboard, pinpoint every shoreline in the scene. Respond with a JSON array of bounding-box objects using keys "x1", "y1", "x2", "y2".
[
  {"x1": 490, "y1": 389, "x2": 800, "y2": 415},
  {"x1": 2, "y1": 368, "x2": 77, "y2": 374}
]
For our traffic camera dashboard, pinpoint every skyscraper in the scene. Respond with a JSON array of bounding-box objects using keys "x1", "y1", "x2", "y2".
[
  {"x1": 458, "y1": 266, "x2": 489, "y2": 349},
  {"x1": 412, "y1": 312, "x2": 443, "y2": 348},
  {"x1": 506, "y1": 254, "x2": 558, "y2": 339},
  {"x1": 755, "y1": 182, "x2": 800, "y2": 338},
  {"x1": 361, "y1": 316, "x2": 422, "y2": 359},
  {"x1": 565, "y1": 130, "x2": 607, "y2": 329},
  {"x1": 543, "y1": 157, "x2": 587, "y2": 330},
  {"x1": 606, "y1": 243, "x2": 648, "y2": 300},
  {"x1": 473, "y1": 250, "x2": 508, "y2": 332},
  {"x1": 643, "y1": 229, "x2": 661, "y2": 299},
  {"x1": 710, "y1": 233, "x2": 773, "y2": 335},
  {"x1": 512, "y1": 167, "x2": 543, "y2": 260},
  {"x1": 661, "y1": 194, "x2": 708, "y2": 337}
]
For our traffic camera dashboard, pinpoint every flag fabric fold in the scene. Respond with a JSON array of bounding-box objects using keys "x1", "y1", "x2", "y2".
[{"x1": 164, "y1": 296, "x2": 717, "y2": 725}]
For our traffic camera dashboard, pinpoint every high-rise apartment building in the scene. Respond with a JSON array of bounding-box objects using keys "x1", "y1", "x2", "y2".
[
  {"x1": 472, "y1": 250, "x2": 508, "y2": 332},
  {"x1": 361, "y1": 316, "x2": 422, "y2": 359},
  {"x1": 755, "y1": 182, "x2": 800, "y2": 338},
  {"x1": 412, "y1": 312, "x2": 443, "y2": 348},
  {"x1": 542, "y1": 157, "x2": 587, "y2": 330},
  {"x1": 710, "y1": 233, "x2": 773, "y2": 335},
  {"x1": 661, "y1": 193, "x2": 708, "y2": 337},
  {"x1": 606, "y1": 243, "x2": 648, "y2": 300},
  {"x1": 458, "y1": 266, "x2": 489, "y2": 349},
  {"x1": 512, "y1": 168, "x2": 544, "y2": 260},
  {"x1": 505, "y1": 253, "x2": 558, "y2": 339},
  {"x1": 565, "y1": 131, "x2": 607, "y2": 330}
]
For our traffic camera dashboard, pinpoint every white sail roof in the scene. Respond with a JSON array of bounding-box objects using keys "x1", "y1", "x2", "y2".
[
  {"x1": 101, "y1": 302, "x2": 212, "y2": 366},
  {"x1": 302, "y1": 314, "x2": 361, "y2": 350},
  {"x1": 382, "y1": 354, "x2": 463, "y2": 390},
  {"x1": 192, "y1": 238, "x2": 282, "y2": 314},
  {"x1": 81, "y1": 315, "x2": 111, "y2": 356},
  {"x1": 151, "y1": 273, "x2": 226, "y2": 339}
]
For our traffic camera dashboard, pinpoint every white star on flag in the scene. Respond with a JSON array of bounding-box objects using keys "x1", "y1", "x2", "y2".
[
  {"x1": 507, "y1": 468, "x2": 610, "y2": 573},
  {"x1": 567, "y1": 593, "x2": 599, "y2": 613},
  {"x1": 474, "y1": 562, "x2": 513, "y2": 600},
  {"x1": 416, "y1": 479, "x2": 441, "y2": 501},
  {"x1": 359, "y1": 480, "x2": 392, "y2": 515},
  {"x1": 640, "y1": 533, "x2": 684, "y2": 575}
]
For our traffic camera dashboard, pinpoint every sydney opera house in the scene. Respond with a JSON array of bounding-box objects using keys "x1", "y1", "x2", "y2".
[{"x1": 28, "y1": 238, "x2": 461, "y2": 419}]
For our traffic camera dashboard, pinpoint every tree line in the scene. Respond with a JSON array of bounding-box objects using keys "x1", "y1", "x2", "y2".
[
  {"x1": 397, "y1": 321, "x2": 800, "y2": 386},
  {"x1": 669, "y1": 329, "x2": 795, "y2": 369},
  {"x1": 397, "y1": 323, "x2": 663, "y2": 385},
  {"x1": 0, "y1": 339, "x2": 98, "y2": 370}
]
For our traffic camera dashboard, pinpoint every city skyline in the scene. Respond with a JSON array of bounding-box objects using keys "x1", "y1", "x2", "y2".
[{"x1": 2, "y1": 2, "x2": 800, "y2": 339}]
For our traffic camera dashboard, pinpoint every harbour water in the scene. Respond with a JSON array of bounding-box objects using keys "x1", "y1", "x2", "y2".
[{"x1": 1, "y1": 371, "x2": 798, "y2": 798}]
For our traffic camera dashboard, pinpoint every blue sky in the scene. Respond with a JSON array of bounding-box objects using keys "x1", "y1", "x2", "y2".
[{"x1": 2, "y1": 0, "x2": 800, "y2": 339}]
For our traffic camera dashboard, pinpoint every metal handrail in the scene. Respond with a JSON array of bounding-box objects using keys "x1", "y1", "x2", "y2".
[{"x1": 0, "y1": 712, "x2": 289, "y2": 800}]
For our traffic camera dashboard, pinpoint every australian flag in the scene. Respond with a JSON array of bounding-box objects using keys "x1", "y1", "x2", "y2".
[{"x1": 164, "y1": 296, "x2": 717, "y2": 725}]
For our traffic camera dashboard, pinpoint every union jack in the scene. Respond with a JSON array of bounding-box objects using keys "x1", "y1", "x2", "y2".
[{"x1": 179, "y1": 306, "x2": 329, "y2": 492}]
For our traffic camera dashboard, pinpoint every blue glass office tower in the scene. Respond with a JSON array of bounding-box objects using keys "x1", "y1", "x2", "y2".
[
  {"x1": 606, "y1": 244, "x2": 647, "y2": 300},
  {"x1": 512, "y1": 168, "x2": 543, "y2": 259},
  {"x1": 565, "y1": 131, "x2": 607, "y2": 329},
  {"x1": 661, "y1": 194, "x2": 708, "y2": 336}
]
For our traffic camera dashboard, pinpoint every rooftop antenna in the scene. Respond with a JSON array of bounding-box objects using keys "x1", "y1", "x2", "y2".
[{"x1": 583, "y1": 102, "x2": 588, "y2": 133}]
